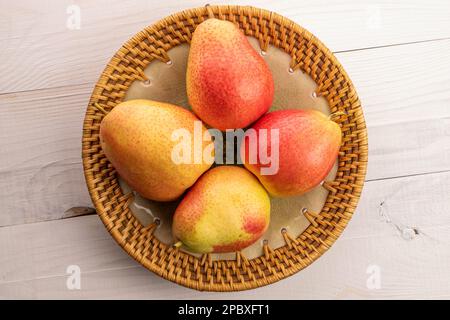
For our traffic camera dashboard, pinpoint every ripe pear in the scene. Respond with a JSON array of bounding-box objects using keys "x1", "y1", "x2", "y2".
[
  {"x1": 241, "y1": 109, "x2": 341, "y2": 197},
  {"x1": 100, "y1": 99, "x2": 213, "y2": 201},
  {"x1": 187, "y1": 18, "x2": 274, "y2": 131},
  {"x1": 172, "y1": 166, "x2": 270, "y2": 253}
]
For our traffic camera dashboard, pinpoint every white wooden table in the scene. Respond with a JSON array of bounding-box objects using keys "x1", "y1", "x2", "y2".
[{"x1": 1, "y1": 0, "x2": 450, "y2": 299}]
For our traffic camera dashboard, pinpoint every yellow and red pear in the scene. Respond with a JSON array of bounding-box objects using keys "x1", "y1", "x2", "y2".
[
  {"x1": 187, "y1": 18, "x2": 274, "y2": 130},
  {"x1": 172, "y1": 166, "x2": 270, "y2": 253},
  {"x1": 241, "y1": 109, "x2": 341, "y2": 197},
  {"x1": 100, "y1": 99, "x2": 213, "y2": 202}
]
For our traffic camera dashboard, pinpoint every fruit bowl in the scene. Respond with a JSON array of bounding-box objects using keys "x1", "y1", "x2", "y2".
[{"x1": 82, "y1": 4, "x2": 368, "y2": 291}]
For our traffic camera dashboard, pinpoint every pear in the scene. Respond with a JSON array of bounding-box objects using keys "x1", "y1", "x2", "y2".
[
  {"x1": 187, "y1": 18, "x2": 274, "y2": 131},
  {"x1": 172, "y1": 166, "x2": 270, "y2": 253},
  {"x1": 100, "y1": 99, "x2": 213, "y2": 201},
  {"x1": 241, "y1": 109, "x2": 341, "y2": 197}
]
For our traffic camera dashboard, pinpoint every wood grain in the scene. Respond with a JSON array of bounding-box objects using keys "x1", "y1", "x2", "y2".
[
  {"x1": 2, "y1": 0, "x2": 450, "y2": 93},
  {"x1": 1, "y1": 170, "x2": 449, "y2": 299},
  {"x1": 2, "y1": 40, "x2": 450, "y2": 227},
  {"x1": 0, "y1": 84, "x2": 93, "y2": 226}
]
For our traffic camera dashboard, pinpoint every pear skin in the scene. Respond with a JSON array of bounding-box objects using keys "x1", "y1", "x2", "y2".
[
  {"x1": 172, "y1": 166, "x2": 270, "y2": 253},
  {"x1": 187, "y1": 18, "x2": 274, "y2": 131},
  {"x1": 241, "y1": 109, "x2": 342, "y2": 197},
  {"x1": 100, "y1": 99, "x2": 213, "y2": 201}
]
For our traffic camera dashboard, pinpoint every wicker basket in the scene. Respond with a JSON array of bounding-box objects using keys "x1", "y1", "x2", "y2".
[{"x1": 82, "y1": 5, "x2": 368, "y2": 291}]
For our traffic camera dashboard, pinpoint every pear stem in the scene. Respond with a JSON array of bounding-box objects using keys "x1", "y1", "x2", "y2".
[
  {"x1": 205, "y1": 4, "x2": 214, "y2": 19},
  {"x1": 173, "y1": 241, "x2": 183, "y2": 248}
]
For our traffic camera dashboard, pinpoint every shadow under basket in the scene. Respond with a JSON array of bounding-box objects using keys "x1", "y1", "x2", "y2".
[{"x1": 82, "y1": 5, "x2": 368, "y2": 292}]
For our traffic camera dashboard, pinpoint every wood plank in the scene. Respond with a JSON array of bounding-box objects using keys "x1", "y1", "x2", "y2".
[
  {"x1": 366, "y1": 117, "x2": 450, "y2": 181},
  {"x1": 2, "y1": 0, "x2": 450, "y2": 93},
  {"x1": 4, "y1": 0, "x2": 450, "y2": 44},
  {"x1": 1, "y1": 170, "x2": 449, "y2": 299},
  {"x1": 1, "y1": 40, "x2": 450, "y2": 226},
  {"x1": 0, "y1": 215, "x2": 135, "y2": 285},
  {"x1": 0, "y1": 84, "x2": 93, "y2": 226},
  {"x1": 337, "y1": 40, "x2": 450, "y2": 126}
]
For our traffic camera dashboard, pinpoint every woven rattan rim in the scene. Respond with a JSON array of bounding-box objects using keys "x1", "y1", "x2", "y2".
[{"x1": 82, "y1": 5, "x2": 368, "y2": 291}]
